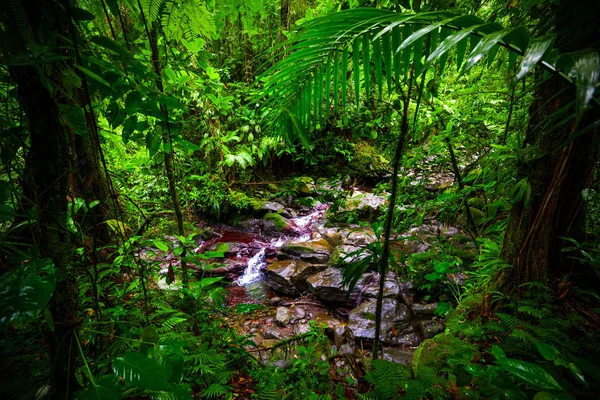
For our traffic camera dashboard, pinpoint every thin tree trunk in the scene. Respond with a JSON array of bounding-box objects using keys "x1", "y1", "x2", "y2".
[
  {"x1": 147, "y1": 22, "x2": 188, "y2": 285},
  {"x1": 373, "y1": 70, "x2": 413, "y2": 360}
]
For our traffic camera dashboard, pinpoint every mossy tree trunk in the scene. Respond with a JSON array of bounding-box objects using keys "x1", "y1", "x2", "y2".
[{"x1": 498, "y1": 0, "x2": 600, "y2": 293}]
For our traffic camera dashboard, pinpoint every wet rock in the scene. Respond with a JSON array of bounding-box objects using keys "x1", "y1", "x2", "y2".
[
  {"x1": 418, "y1": 319, "x2": 444, "y2": 339},
  {"x1": 383, "y1": 347, "x2": 415, "y2": 365},
  {"x1": 314, "y1": 313, "x2": 342, "y2": 334},
  {"x1": 263, "y1": 213, "x2": 290, "y2": 232},
  {"x1": 340, "y1": 227, "x2": 377, "y2": 247},
  {"x1": 276, "y1": 307, "x2": 291, "y2": 326},
  {"x1": 334, "y1": 324, "x2": 347, "y2": 347},
  {"x1": 294, "y1": 323, "x2": 311, "y2": 335},
  {"x1": 361, "y1": 272, "x2": 402, "y2": 300},
  {"x1": 267, "y1": 296, "x2": 282, "y2": 306},
  {"x1": 329, "y1": 245, "x2": 371, "y2": 267},
  {"x1": 262, "y1": 326, "x2": 283, "y2": 340},
  {"x1": 293, "y1": 307, "x2": 306, "y2": 319},
  {"x1": 411, "y1": 302, "x2": 437, "y2": 318},
  {"x1": 340, "y1": 192, "x2": 387, "y2": 220},
  {"x1": 347, "y1": 299, "x2": 418, "y2": 347},
  {"x1": 399, "y1": 280, "x2": 416, "y2": 306},
  {"x1": 306, "y1": 267, "x2": 365, "y2": 305},
  {"x1": 339, "y1": 343, "x2": 354, "y2": 356},
  {"x1": 281, "y1": 238, "x2": 332, "y2": 264},
  {"x1": 260, "y1": 201, "x2": 290, "y2": 217},
  {"x1": 265, "y1": 259, "x2": 327, "y2": 295}
]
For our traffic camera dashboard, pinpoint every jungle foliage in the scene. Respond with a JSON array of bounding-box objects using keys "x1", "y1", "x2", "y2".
[{"x1": 0, "y1": 0, "x2": 599, "y2": 399}]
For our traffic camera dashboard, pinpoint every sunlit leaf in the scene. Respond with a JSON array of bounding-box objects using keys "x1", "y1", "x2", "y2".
[
  {"x1": 571, "y1": 50, "x2": 600, "y2": 125},
  {"x1": 0, "y1": 258, "x2": 56, "y2": 330},
  {"x1": 112, "y1": 352, "x2": 170, "y2": 391},
  {"x1": 515, "y1": 36, "x2": 554, "y2": 82}
]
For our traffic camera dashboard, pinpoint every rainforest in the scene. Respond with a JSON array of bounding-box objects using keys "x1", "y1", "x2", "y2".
[{"x1": 1, "y1": 0, "x2": 599, "y2": 399}]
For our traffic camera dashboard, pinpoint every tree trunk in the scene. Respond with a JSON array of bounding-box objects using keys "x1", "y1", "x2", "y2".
[
  {"x1": 12, "y1": 63, "x2": 78, "y2": 400},
  {"x1": 498, "y1": 0, "x2": 600, "y2": 293},
  {"x1": 499, "y1": 74, "x2": 599, "y2": 291}
]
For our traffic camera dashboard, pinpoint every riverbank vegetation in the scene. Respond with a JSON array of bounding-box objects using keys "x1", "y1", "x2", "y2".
[{"x1": 1, "y1": 0, "x2": 599, "y2": 399}]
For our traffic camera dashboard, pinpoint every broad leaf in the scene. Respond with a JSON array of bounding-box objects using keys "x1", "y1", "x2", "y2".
[
  {"x1": 148, "y1": 344, "x2": 184, "y2": 384},
  {"x1": 76, "y1": 376, "x2": 121, "y2": 400},
  {"x1": 571, "y1": 50, "x2": 600, "y2": 125},
  {"x1": 515, "y1": 36, "x2": 554, "y2": 82},
  {"x1": 0, "y1": 258, "x2": 56, "y2": 330},
  {"x1": 112, "y1": 352, "x2": 171, "y2": 391},
  {"x1": 497, "y1": 357, "x2": 563, "y2": 391}
]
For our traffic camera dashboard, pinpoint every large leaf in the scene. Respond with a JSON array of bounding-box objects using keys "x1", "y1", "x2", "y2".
[
  {"x1": 76, "y1": 376, "x2": 122, "y2": 400},
  {"x1": 515, "y1": 36, "x2": 554, "y2": 82},
  {"x1": 497, "y1": 357, "x2": 564, "y2": 391},
  {"x1": 148, "y1": 343, "x2": 184, "y2": 384},
  {"x1": 571, "y1": 50, "x2": 600, "y2": 125},
  {"x1": 461, "y1": 28, "x2": 521, "y2": 73},
  {"x1": 112, "y1": 352, "x2": 171, "y2": 391},
  {"x1": 0, "y1": 258, "x2": 56, "y2": 330}
]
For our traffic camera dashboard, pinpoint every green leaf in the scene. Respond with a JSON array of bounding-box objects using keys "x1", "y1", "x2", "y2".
[
  {"x1": 76, "y1": 376, "x2": 122, "y2": 400},
  {"x1": 289, "y1": 113, "x2": 311, "y2": 148},
  {"x1": 90, "y1": 36, "x2": 130, "y2": 57},
  {"x1": 0, "y1": 258, "x2": 56, "y2": 330},
  {"x1": 148, "y1": 344, "x2": 184, "y2": 384},
  {"x1": 536, "y1": 343, "x2": 560, "y2": 362},
  {"x1": 497, "y1": 357, "x2": 563, "y2": 391},
  {"x1": 125, "y1": 91, "x2": 143, "y2": 114},
  {"x1": 71, "y1": 7, "x2": 96, "y2": 21},
  {"x1": 515, "y1": 36, "x2": 554, "y2": 82},
  {"x1": 572, "y1": 50, "x2": 599, "y2": 125},
  {"x1": 461, "y1": 28, "x2": 519, "y2": 73},
  {"x1": 353, "y1": 37, "x2": 361, "y2": 106},
  {"x1": 491, "y1": 344, "x2": 506, "y2": 360},
  {"x1": 74, "y1": 65, "x2": 111, "y2": 89},
  {"x1": 153, "y1": 240, "x2": 169, "y2": 252},
  {"x1": 112, "y1": 352, "x2": 170, "y2": 391}
]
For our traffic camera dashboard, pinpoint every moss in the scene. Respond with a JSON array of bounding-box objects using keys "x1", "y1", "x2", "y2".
[
  {"x1": 352, "y1": 140, "x2": 390, "y2": 177},
  {"x1": 214, "y1": 242, "x2": 229, "y2": 254},
  {"x1": 263, "y1": 212, "x2": 287, "y2": 231}
]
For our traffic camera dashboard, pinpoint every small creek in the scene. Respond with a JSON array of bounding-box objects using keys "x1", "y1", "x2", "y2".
[{"x1": 151, "y1": 186, "x2": 462, "y2": 366}]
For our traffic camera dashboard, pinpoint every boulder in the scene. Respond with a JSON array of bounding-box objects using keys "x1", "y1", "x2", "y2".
[
  {"x1": 275, "y1": 307, "x2": 291, "y2": 326},
  {"x1": 313, "y1": 313, "x2": 342, "y2": 334},
  {"x1": 382, "y1": 347, "x2": 415, "y2": 365},
  {"x1": 340, "y1": 227, "x2": 377, "y2": 247},
  {"x1": 262, "y1": 213, "x2": 290, "y2": 232},
  {"x1": 329, "y1": 245, "x2": 371, "y2": 267},
  {"x1": 306, "y1": 267, "x2": 372, "y2": 306},
  {"x1": 361, "y1": 272, "x2": 402, "y2": 300},
  {"x1": 260, "y1": 201, "x2": 293, "y2": 218},
  {"x1": 281, "y1": 238, "x2": 332, "y2": 264},
  {"x1": 418, "y1": 319, "x2": 445, "y2": 339},
  {"x1": 265, "y1": 259, "x2": 326, "y2": 295},
  {"x1": 347, "y1": 299, "x2": 419, "y2": 347},
  {"x1": 411, "y1": 302, "x2": 438, "y2": 318},
  {"x1": 344, "y1": 192, "x2": 387, "y2": 213}
]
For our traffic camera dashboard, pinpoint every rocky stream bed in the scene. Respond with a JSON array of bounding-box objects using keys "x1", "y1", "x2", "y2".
[{"x1": 149, "y1": 182, "x2": 474, "y2": 368}]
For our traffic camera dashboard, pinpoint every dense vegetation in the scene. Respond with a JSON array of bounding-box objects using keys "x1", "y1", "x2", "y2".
[{"x1": 1, "y1": 0, "x2": 599, "y2": 399}]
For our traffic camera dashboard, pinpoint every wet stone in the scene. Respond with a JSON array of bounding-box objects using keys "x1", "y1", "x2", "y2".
[
  {"x1": 347, "y1": 299, "x2": 417, "y2": 347},
  {"x1": 293, "y1": 307, "x2": 306, "y2": 319},
  {"x1": 306, "y1": 267, "x2": 369, "y2": 306},
  {"x1": 281, "y1": 238, "x2": 332, "y2": 264},
  {"x1": 262, "y1": 326, "x2": 283, "y2": 340},
  {"x1": 383, "y1": 347, "x2": 415, "y2": 365},
  {"x1": 334, "y1": 324, "x2": 347, "y2": 347},
  {"x1": 418, "y1": 319, "x2": 445, "y2": 339},
  {"x1": 361, "y1": 272, "x2": 402, "y2": 300},
  {"x1": 412, "y1": 302, "x2": 438, "y2": 318},
  {"x1": 275, "y1": 307, "x2": 291, "y2": 326},
  {"x1": 265, "y1": 259, "x2": 326, "y2": 295}
]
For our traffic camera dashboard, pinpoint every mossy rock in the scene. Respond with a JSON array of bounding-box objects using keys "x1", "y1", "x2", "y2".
[
  {"x1": 263, "y1": 212, "x2": 288, "y2": 231},
  {"x1": 352, "y1": 141, "x2": 390, "y2": 179}
]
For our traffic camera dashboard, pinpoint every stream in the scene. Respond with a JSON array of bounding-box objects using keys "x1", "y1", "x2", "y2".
[{"x1": 152, "y1": 186, "x2": 463, "y2": 366}]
